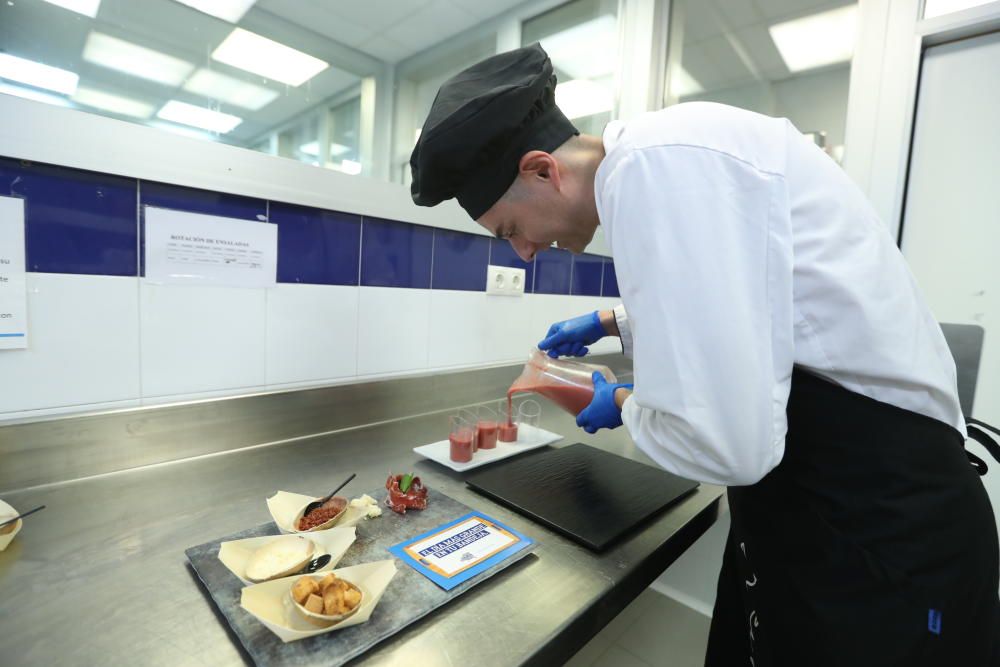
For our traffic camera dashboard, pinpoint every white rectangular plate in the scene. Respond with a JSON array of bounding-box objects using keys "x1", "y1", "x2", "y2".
[{"x1": 413, "y1": 424, "x2": 563, "y2": 472}]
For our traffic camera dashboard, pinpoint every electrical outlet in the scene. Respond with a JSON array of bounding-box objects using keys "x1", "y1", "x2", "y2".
[{"x1": 486, "y1": 264, "x2": 526, "y2": 296}]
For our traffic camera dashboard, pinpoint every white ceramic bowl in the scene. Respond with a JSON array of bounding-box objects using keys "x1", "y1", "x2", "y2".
[{"x1": 289, "y1": 574, "x2": 365, "y2": 628}]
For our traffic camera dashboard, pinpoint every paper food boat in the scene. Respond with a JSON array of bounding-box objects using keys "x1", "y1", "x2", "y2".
[
  {"x1": 240, "y1": 559, "x2": 397, "y2": 643},
  {"x1": 0, "y1": 499, "x2": 22, "y2": 552},
  {"x1": 267, "y1": 491, "x2": 377, "y2": 534},
  {"x1": 218, "y1": 526, "x2": 356, "y2": 585}
]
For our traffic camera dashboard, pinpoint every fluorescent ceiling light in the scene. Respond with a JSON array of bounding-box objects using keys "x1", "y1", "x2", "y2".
[
  {"x1": 298, "y1": 141, "x2": 319, "y2": 156},
  {"x1": 330, "y1": 142, "x2": 351, "y2": 157},
  {"x1": 212, "y1": 28, "x2": 328, "y2": 86},
  {"x1": 0, "y1": 53, "x2": 78, "y2": 95},
  {"x1": 0, "y1": 82, "x2": 72, "y2": 107},
  {"x1": 924, "y1": 0, "x2": 994, "y2": 18},
  {"x1": 83, "y1": 32, "x2": 195, "y2": 86},
  {"x1": 670, "y1": 65, "x2": 703, "y2": 98},
  {"x1": 555, "y1": 79, "x2": 613, "y2": 120},
  {"x1": 540, "y1": 15, "x2": 617, "y2": 80},
  {"x1": 769, "y1": 4, "x2": 858, "y2": 73},
  {"x1": 72, "y1": 86, "x2": 154, "y2": 118},
  {"x1": 41, "y1": 0, "x2": 101, "y2": 18},
  {"x1": 173, "y1": 0, "x2": 256, "y2": 23},
  {"x1": 157, "y1": 100, "x2": 242, "y2": 133},
  {"x1": 183, "y1": 68, "x2": 278, "y2": 110}
]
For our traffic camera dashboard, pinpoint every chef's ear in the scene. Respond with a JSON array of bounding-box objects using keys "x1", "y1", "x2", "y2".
[{"x1": 518, "y1": 151, "x2": 561, "y2": 190}]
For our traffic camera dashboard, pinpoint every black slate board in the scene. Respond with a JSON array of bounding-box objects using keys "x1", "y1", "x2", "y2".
[
  {"x1": 185, "y1": 488, "x2": 536, "y2": 667},
  {"x1": 465, "y1": 444, "x2": 698, "y2": 551}
]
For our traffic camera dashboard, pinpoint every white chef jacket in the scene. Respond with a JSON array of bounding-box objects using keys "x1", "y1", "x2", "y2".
[{"x1": 596, "y1": 102, "x2": 966, "y2": 487}]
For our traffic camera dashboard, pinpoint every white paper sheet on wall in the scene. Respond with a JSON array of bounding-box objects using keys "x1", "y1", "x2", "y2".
[
  {"x1": 0, "y1": 196, "x2": 27, "y2": 350},
  {"x1": 145, "y1": 206, "x2": 277, "y2": 288}
]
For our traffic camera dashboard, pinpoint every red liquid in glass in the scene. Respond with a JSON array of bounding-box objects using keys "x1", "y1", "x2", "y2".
[
  {"x1": 507, "y1": 382, "x2": 593, "y2": 416},
  {"x1": 449, "y1": 431, "x2": 474, "y2": 463},
  {"x1": 477, "y1": 420, "x2": 498, "y2": 450},
  {"x1": 498, "y1": 421, "x2": 518, "y2": 442}
]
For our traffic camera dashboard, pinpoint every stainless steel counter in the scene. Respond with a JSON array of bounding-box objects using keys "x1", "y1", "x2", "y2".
[{"x1": 0, "y1": 367, "x2": 722, "y2": 666}]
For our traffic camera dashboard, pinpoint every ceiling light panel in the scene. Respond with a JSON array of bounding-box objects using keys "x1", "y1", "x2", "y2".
[
  {"x1": 183, "y1": 68, "x2": 278, "y2": 110},
  {"x1": 72, "y1": 86, "x2": 154, "y2": 118},
  {"x1": 41, "y1": 0, "x2": 101, "y2": 18},
  {"x1": 0, "y1": 53, "x2": 78, "y2": 95},
  {"x1": 212, "y1": 28, "x2": 329, "y2": 86},
  {"x1": 157, "y1": 100, "x2": 242, "y2": 133},
  {"x1": 173, "y1": 0, "x2": 256, "y2": 23},
  {"x1": 83, "y1": 32, "x2": 195, "y2": 86},
  {"x1": 555, "y1": 79, "x2": 613, "y2": 120},
  {"x1": 768, "y1": 4, "x2": 859, "y2": 73}
]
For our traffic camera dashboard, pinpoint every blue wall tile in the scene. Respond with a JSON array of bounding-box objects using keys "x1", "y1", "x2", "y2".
[
  {"x1": 431, "y1": 229, "x2": 489, "y2": 291},
  {"x1": 0, "y1": 156, "x2": 138, "y2": 276},
  {"x1": 140, "y1": 181, "x2": 267, "y2": 221},
  {"x1": 602, "y1": 259, "x2": 620, "y2": 297},
  {"x1": 360, "y1": 216, "x2": 433, "y2": 289},
  {"x1": 271, "y1": 201, "x2": 360, "y2": 285},
  {"x1": 533, "y1": 248, "x2": 572, "y2": 295},
  {"x1": 571, "y1": 253, "x2": 604, "y2": 296},
  {"x1": 488, "y1": 239, "x2": 535, "y2": 293}
]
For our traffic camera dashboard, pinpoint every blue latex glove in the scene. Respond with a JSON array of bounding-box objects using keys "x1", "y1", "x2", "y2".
[
  {"x1": 577, "y1": 371, "x2": 633, "y2": 434},
  {"x1": 538, "y1": 311, "x2": 606, "y2": 358}
]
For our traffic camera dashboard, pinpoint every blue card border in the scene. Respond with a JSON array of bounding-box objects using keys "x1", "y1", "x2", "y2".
[{"x1": 388, "y1": 511, "x2": 534, "y2": 591}]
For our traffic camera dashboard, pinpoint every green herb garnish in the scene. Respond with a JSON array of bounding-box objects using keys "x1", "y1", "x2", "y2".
[{"x1": 399, "y1": 473, "x2": 414, "y2": 493}]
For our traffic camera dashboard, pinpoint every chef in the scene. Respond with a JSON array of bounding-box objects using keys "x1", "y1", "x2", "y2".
[{"x1": 409, "y1": 43, "x2": 999, "y2": 665}]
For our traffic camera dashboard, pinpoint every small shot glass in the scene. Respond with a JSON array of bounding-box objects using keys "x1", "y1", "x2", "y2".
[
  {"x1": 517, "y1": 399, "x2": 541, "y2": 431},
  {"x1": 499, "y1": 400, "x2": 518, "y2": 443},
  {"x1": 476, "y1": 405, "x2": 499, "y2": 450},
  {"x1": 449, "y1": 414, "x2": 475, "y2": 463}
]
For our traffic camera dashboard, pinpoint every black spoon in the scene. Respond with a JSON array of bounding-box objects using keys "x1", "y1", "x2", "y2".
[
  {"x1": 297, "y1": 553, "x2": 333, "y2": 574},
  {"x1": 0, "y1": 505, "x2": 45, "y2": 529},
  {"x1": 302, "y1": 473, "x2": 356, "y2": 517}
]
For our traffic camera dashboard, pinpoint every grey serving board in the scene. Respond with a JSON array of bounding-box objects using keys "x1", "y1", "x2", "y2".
[{"x1": 185, "y1": 488, "x2": 537, "y2": 666}]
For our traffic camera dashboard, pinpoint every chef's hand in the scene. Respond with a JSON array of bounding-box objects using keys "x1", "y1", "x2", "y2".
[
  {"x1": 577, "y1": 372, "x2": 633, "y2": 433},
  {"x1": 538, "y1": 310, "x2": 618, "y2": 358}
]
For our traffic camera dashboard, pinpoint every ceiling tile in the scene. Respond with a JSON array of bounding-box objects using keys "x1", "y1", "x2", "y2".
[
  {"x1": 734, "y1": 23, "x2": 790, "y2": 78},
  {"x1": 323, "y1": 1, "x2": 431, "y2": 34},
  {"x1": 255, "y1": 0, "x2": 376, "y2": 48},
  {"x1": 378, "y1": 0, "x2": 483, "y2": 62},
  {"x1": 713, "y1": 0, "x2": 764, "y2": 29},
  {"x1": 677, "y1": 0, "x2": 724, "y2": 41},
  {"x1": 449, "y1": 0, "x2": 525, "y2": 22}
]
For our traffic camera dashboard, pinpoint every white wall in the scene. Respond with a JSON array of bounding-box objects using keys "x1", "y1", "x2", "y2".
[{"x1": 0, "y1": 275, "x2": 621, "y2": 421}]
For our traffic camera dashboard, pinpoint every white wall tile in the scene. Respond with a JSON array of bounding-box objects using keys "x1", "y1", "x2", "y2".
[
  {"x1": 140, "y1": 283, "x2": 266, "y2": 398},
  {"x1": 265, "y1": 284, "x2": 359, "y2": 386},
  {"x1": 356, "y1": 286, "x2": 430, "y2": 375},
  {"x1": 0, "y1": 274, "x2": 140, "y2": 415},
  {"x1": 428, "y1": 290, "x2": 536, "y2": 368}
]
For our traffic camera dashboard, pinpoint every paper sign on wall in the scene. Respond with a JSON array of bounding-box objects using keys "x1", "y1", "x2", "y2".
[
  {"x1": 144, "y1": 206, "x2": 277, "y2": 288},
  {"x1": 0, "y1": 196, "x2": 27, "y2": 350}
]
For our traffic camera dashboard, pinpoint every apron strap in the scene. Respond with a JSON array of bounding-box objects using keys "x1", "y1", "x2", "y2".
[{"x1": 965, "y1": 418, "x2": 1000, "y2": 476}]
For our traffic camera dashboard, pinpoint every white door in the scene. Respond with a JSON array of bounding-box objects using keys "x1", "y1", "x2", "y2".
[{"x1": 900, "y1": 29, "x2": 1000, "y2": 500}]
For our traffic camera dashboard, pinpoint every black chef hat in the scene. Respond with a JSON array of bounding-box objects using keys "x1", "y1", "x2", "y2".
[{"x1": 409, "y1": 43, "x2": 579, "y2": 220}]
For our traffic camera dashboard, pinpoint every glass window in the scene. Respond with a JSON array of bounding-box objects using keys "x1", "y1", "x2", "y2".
[
  {"x1": 521, "y1": 0, "x2": 619, "y2": 137},
  {"x1": 665, "y1": 0, "x2": 856, "y2": 163},
  {"x1": 0, "y1": 0, "x2": 535, "y2": 183}
]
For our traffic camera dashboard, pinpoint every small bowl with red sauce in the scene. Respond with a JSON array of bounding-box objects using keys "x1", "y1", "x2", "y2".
[{"x1": 293, "y1": 496, "x2": 349, "y2": 533}]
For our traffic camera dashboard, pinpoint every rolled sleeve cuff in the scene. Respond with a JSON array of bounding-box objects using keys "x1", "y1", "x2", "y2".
[{"x1": 613, "y1": 304, "x2": 633, "y2": 358}]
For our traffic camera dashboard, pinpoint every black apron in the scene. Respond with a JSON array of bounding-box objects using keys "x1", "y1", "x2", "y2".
[{"x1": 705, "y1": 368, "x2": 1000, "y2": 666}]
